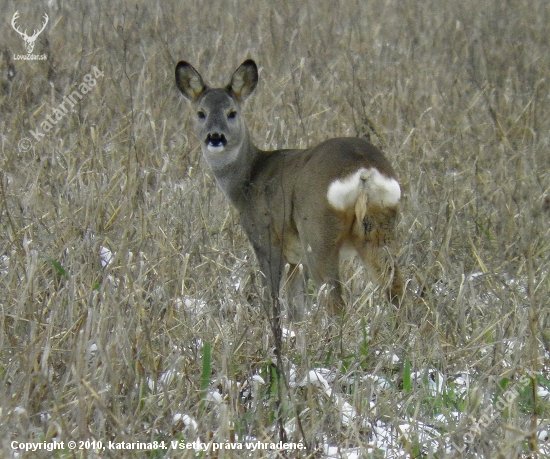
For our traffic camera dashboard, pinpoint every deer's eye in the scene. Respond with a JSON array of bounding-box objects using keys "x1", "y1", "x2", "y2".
[
  {"x1": 197, "y1": 111, "x2": 206, "y2": 120},
  {"x1": 227, "y1": 111, "x2": 237, "y2": 120}
]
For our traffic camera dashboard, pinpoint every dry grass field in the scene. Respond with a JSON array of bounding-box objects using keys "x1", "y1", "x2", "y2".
[{"x1": 1, "y1": 0, "x2": 549, "y2": 457}]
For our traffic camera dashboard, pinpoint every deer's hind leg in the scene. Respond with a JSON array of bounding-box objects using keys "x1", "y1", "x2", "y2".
[
  {"x1": 356, "y1": 242, "x2": 403, "y2": 306},
  {"x1": 296, "y1": 219, "x2": 347, "y2": 316},
  {"x1": 281, "y1": 263, "x2": 308, "y2": 320}
]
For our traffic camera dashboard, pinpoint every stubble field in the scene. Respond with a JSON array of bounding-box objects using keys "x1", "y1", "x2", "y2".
[{"x1": 1, "y1": 0, "x2": 549, "y2": 457}]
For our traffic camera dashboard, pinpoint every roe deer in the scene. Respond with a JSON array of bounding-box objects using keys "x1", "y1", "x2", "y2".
[{"x1": 175, "y1": 59, "x2": 403, "y2": 317}]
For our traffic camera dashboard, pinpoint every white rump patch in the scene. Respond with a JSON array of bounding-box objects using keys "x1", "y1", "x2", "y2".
[
  {"x1": 327, "y1": 168, "x2": 401, "y2": 211},
  {"x1": 326, "y1": 170, "x2": 365, "y2": 211},
  {"x1": 364, "y1": 168, "x2": 401, "y2": 207}
]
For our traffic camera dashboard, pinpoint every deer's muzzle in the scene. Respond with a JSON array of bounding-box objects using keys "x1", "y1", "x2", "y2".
[{"x1": 205, "y1": 133, "x2": 227, "y2": 152}]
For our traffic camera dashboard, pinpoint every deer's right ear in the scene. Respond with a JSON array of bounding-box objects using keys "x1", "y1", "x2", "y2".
[{"x1": 175, "y1": 61, "x2": 206, "y2": 101}]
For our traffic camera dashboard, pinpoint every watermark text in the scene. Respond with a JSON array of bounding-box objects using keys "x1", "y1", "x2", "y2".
[{"x1": 18, "y1": 66, "x2": 104, "y2": 152}]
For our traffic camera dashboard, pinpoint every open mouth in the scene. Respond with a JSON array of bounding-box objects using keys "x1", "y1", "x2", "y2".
[{"x1": 205, "y1": 133, "x2": 227, "y2": 152}]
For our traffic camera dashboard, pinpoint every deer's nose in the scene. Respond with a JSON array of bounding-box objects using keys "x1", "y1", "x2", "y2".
[
  {"x1": 205, "y1": 133, "x2": 227, "y2": 152},
  {"x1": 206, "y1": 133, "x2": 226, "y2": 147}
]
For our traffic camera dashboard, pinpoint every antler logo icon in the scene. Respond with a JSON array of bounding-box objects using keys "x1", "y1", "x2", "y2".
[{"x1": 11, "y1": 11, "x2": 49, "y2": 54}]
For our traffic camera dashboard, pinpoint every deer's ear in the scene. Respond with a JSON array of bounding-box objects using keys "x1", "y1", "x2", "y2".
[
  {"x1": 175, "y1": 61, "x2": 206, "y2": 101},
  {"x1": 228, "y1": 60, "x2": 258, "y2": 101}
]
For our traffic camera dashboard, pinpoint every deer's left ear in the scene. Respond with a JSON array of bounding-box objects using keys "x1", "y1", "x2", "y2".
[{"x1": 228, "y1": 60, "x2": 258, "y2": 101}]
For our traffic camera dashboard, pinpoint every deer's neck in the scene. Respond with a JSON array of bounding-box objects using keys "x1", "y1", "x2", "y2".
[{"x1": 205, "y1": 130, "x2": 259, "y2": 209}]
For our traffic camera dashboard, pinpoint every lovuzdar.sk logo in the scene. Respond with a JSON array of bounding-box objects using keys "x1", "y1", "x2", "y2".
[{"x1": 11, "y1": 11, "x2": 48, "y2": 61}]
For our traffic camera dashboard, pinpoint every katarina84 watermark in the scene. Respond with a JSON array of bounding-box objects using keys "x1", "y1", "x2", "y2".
[
  {"x1": 18, "y1": 66, "x2": 104, "y2": 153},
  {"x1": 452, "y1": 370, "x2": 539, "y2": 453}
]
